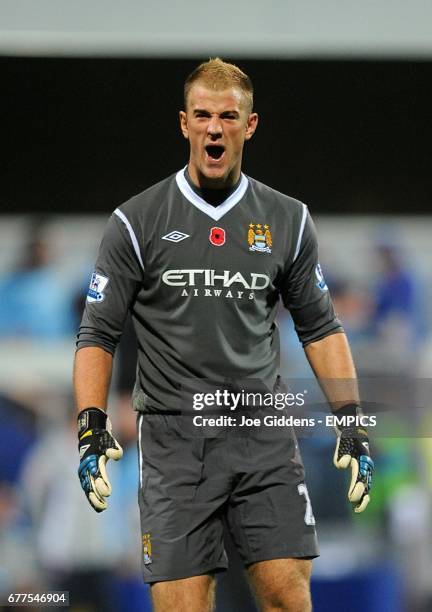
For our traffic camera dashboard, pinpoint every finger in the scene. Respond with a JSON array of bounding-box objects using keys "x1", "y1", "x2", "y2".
[
  {"x1": 333, "y1": 439, "x2": 351, "y2": 469},
  {"x1": 95, "y1": 443, "x2": 123, "y2": 497},
  {"x1": 89, "y1": 490, "x2": 108, "y2": 512},
  {"x1": 88, "y1": 472, "x2": 108, "y2": 511},
  {"x1": 106, "y1": 441, "x2": 123, "y2": 461},
  {"x1": 354, "y1": 494, "x2": 370, "y2": 513},
  {"x1": 334, "y1": 453, "x2": 351, "y2": 469},
  {"x1": 96, "y1": 455, "x2": 112, "y2": 497},
  {"x1": 347, "y1": 458, "x2": 361, "y2": 500},
  {"x1": 348, "y1": 481, "x2": 365, "y2": 503},
  {"x1": 94, "y1": 476, "x2": 111, "y2": 497}
]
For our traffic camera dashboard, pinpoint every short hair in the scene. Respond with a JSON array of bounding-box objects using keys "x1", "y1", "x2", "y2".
[{"x1": 184, "y1": 57, "x2": 254, "y2": 112}]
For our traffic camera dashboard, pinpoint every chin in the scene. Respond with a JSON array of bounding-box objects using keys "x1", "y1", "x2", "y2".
[
  {"x1": 200, "y1": 167, "x2": 228, "y2": 183},
  {"x1": 205, "y1": 168, "x2": 226, "y2": 179}
]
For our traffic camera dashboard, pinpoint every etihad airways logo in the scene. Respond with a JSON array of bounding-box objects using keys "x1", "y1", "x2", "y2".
[{"x1": 161, "y1": 269, "x2": 271, "y2": 300}]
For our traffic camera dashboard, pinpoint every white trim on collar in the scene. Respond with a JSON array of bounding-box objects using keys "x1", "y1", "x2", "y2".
[{"x1": 175, "y1": 166, "x2": 249, "y2": 221}]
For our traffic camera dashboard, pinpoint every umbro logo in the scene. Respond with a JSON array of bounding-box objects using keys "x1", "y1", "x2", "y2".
[
  {"x1": 162, "y1": 231, "x2": 190, "y2": 243},
  {"x1": 79, "y1": 444, "x2": 91, "y2": 460}
]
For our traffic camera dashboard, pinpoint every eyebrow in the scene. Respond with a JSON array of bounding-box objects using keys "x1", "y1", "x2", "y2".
[
  {"x1": 192, "y1": 108, "x2": 240, "y2": 117},
  {"x1": 193, "y1": 109, "x2": 211, "y2": 115},
  {"x1": 221, "y1": 110, "x2": 240, "y2": 118}
]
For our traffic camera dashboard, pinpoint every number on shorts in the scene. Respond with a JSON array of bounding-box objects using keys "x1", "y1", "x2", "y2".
[{"x1": 297, "y1": 483, "x2": 316, "y2": 526}]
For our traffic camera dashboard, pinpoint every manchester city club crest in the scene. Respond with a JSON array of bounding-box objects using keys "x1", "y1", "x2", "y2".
[
  {"x1": 248, "y1": 223, "x2": 272, "y2": 254},
  {"x1": 142, "y1": 533, "x2": 153, "y2": 565}
]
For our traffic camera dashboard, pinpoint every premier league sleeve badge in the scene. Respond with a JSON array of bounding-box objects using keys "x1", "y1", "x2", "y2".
[{"x1": 87, "y1": 271, "x2": 109, "y2": 303}]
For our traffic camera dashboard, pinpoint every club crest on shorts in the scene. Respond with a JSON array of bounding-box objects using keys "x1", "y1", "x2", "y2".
[
  {"x1": 87, "y1": 272, "x2": 109, "y2": 303},
  {"x1": 142, "y1": 533, "x2": 153, "y2": 565},
  {"x1": 209, "y1": 227, "x2": 225, "y2": 246},
  {"x1": 248, "y1": 224, "x2": 272, "y2": 254}
]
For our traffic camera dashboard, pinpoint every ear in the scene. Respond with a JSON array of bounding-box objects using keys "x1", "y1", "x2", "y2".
[
  {"x1": 179, "y1": 110, "x2": 189, "y2": 139},
  {"x1": 244, "y1": 112, "x2": 258, "y2": 141}
]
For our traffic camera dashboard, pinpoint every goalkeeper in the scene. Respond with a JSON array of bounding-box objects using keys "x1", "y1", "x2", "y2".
[{"x1": 74, "y1": 57, "x2": 373, "y2": 612}]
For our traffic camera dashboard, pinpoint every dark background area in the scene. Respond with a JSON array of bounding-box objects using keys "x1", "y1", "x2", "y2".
[{"x1": 3, "y1": 57, "x2": 431, "y2": 215}]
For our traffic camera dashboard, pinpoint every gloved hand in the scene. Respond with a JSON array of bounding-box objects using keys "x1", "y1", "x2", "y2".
[
  {"x1": 333, "y1": 405, "x2": 374, "y2": 513},
  {"x1": 77, "y1": 407, "x2": 123, "y2": 512}
]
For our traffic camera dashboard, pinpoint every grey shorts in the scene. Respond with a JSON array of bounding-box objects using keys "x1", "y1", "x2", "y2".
[{"x1": 137, "y1": 413, "x2": 319, "y2": 583}]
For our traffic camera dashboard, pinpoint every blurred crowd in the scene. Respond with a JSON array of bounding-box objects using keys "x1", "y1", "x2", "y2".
[{"x1": 0, "y1": 216, "x2": 431, "y2": 612}]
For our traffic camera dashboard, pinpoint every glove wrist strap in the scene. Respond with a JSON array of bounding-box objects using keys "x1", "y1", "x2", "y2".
[
  {"x1": 77, "y1": 407, "x2": 107, "y2": 438},
  {"x1": 332, "y1": 403, "x2": 361, "y2": 417}
]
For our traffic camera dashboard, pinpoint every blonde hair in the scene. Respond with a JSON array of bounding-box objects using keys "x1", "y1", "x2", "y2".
[{"x1": 184, "y1": 57, "x2": 254, "y2": 112}]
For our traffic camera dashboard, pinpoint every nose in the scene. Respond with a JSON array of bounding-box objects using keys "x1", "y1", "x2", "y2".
[{"x1": 207, "y1": 115, "x2": 222, "y2": 139}]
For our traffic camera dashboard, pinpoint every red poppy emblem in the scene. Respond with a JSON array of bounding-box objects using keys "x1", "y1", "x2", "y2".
[{"x1": 209, "y1": 227, "x2": 225, "y2": 246}]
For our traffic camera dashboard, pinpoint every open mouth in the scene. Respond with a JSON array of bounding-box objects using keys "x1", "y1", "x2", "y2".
[{"x1": 205, "y1": 145, "x2": 225, "y2": 160}]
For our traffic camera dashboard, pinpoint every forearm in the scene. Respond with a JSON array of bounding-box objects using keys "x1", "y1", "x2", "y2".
[
  {"x1": 306, "y1": 334, "x2": 373, "y2": 512},
  {"x1": 73, "y1": 346, "x2": 113, "y2": 413},
  {"x1": 304, "y1": 332, "x2": 359, "y2": 410}
]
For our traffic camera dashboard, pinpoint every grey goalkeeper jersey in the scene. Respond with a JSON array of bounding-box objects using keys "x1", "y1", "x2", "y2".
[{"x1": 77, "y1": 168, "x2": 342, "y2": 412}]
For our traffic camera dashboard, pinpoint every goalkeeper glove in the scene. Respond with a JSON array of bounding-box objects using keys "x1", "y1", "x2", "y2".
[
  {"x1": 77, "y1": 407, "x2": 123, "y2": 512},
  {"x1": 333, "y1": 404, "x2": 374, "y2": 513}
]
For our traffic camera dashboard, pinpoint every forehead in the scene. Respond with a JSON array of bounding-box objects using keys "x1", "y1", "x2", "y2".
[{"x1": 187, "y1": 82, "x2": 247, "y2": 112}]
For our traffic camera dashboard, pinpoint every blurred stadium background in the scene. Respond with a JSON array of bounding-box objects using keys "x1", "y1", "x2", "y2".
[{"x1": 1, "y1": 1, "x2": 432, "y2": 610}]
